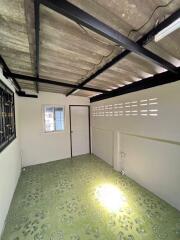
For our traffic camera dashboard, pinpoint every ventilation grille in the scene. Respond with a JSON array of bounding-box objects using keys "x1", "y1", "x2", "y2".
[{"x1": 92, "y1": 98, "x2": 159, "y2": 117}]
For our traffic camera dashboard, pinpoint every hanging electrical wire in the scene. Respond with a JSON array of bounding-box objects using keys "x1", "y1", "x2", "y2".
[
  {"x1": 77, "y1": 23, "x2": 119, "y2": 47},
  {"x1": 77, "y1": 0, "x2": 175, "y2": 46},
  {"x1": 76, "y1": 0, "x2": 175, "y2": 82},
  {"x1": 127, "y1": 0, "x2": 175, "y2": 38}
]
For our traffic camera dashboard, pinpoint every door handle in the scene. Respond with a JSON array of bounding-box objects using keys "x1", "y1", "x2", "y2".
[{"x1": 71, "y1": 130, "x2": 73, "y2": 134}]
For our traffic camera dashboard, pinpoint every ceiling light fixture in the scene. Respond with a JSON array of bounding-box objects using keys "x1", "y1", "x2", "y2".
[
  {"x1": 73, "y1": 89, "x2": 80, "y2": 94},
  {"x1": 154, "y1": 17, "x2": 180, "y2": 42}
]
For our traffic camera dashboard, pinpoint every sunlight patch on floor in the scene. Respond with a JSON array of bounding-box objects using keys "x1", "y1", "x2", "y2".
[{"x1": 95, "y1": 184, "x2": 127, "y2": 212}]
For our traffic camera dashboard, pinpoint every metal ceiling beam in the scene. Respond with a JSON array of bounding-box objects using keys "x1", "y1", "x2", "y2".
[
  {"x1": 34, "y1": 0, "x2": 40, "y2": 93},
  {"x1": 66, "y1": 9, "x2": 180, "y2": 96},
  {"x1": 0, "y1": 55, "x2": 21, "y2": 92},
  {"x1": 40, "y1": 0, "x2": 178, "y2": 75},
  {"x1": 16, "y1": 91, "x2": 38, "y2": 98},
  {"x1": 90, "y1": 67, "x2": 180, "y2": 102},
  {"x1": 9, "y1": 73, "x2": 108, "y2": 93},
  {"x1": 134, "y1": 9, "x2": 180, "y2": 46},
  {"x1": 0, "y1": 56, "x2": 37, "y2": 98}
]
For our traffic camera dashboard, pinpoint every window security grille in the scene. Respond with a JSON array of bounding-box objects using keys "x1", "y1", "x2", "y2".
[{"x1": 0, "y1": 80, "x2": 16, "y2": 152}]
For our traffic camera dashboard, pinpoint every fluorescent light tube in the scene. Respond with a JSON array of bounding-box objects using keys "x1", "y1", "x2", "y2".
[
  {"x1": 154, "y1": 17, "x2": 180, "y2": 42},
  {"x1": 73, "y1": 89, "x2": 80, "y2": 94}
]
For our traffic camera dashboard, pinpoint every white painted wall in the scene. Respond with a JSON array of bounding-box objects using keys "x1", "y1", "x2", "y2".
[
  {"x1": 0, "y1": 69, "x2": 21, "y2": 236},
  {"x1": 19, "y1": 92, "x2": 89, "y2": 167},
  {"x1": 91, "y1": 81, "x2": 180, "y2": 210},
  {"x1": 92, "y1": 127, "x2": 113, "y2": 165}
]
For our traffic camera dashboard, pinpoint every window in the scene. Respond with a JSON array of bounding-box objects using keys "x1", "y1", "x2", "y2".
[
  {"x1": 43, "y1": 105, "x2": 64, "y2": 132},
  {"x1": 0, "y1": 79, "x2": 16, "y2": 152}
]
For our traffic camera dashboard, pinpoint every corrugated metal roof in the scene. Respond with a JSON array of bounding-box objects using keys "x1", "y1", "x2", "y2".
[{"x1": 0, "y1": 0, "x2": 179, "y2": 96}]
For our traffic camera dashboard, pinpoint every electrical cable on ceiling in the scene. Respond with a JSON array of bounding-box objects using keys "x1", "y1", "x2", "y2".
[
  {"x1": 76, "y1": 0, "x2": 175, "y2": 85},
  {"x1": 78, "y1": 47, "x2": 116, "y2": 83},
  {"x1": 77, "y1": 0, "x2": 175, "y2": 45},
  {"x1": 127, "y1": 0, "x2": 175, "y2": 38},
  {"x1": 77, "y1": 23, "x2": 120, "y2": 47}
]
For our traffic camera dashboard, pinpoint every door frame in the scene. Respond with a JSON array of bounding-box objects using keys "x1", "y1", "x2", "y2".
[{"x1": 69, "y1": 105, "x2": 91, "y2": 158}]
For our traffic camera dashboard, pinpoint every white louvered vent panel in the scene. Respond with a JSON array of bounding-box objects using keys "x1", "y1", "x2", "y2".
[{"x1": 92, "y1": 98, "x2": 158, "y2": 118}]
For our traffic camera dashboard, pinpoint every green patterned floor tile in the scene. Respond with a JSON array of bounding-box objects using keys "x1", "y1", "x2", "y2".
[{"x1": 1, "y1": 154, "x2": 180, "y2": 240}]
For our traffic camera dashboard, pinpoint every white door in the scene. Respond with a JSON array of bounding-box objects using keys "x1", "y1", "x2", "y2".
[{"x1": 70, "y1": 106, "x2": 90, "y2": 157}]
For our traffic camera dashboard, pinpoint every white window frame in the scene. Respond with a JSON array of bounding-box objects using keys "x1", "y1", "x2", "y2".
[{"x1": 42, "y1": 105, "x2": 65, "y2": 133}]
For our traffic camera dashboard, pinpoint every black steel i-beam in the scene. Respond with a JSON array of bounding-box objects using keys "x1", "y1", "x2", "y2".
[
  {"x1": 9, "y1": 73, "x2": 108, "y2": 93},
  {"x1": 34, "y1": 0, "x2": 40, "y2": 93},
  {"x1": 90, "y1": 68, "x2": 180, "y2": 102},
  {"x1": 40, "y1": 0, "x2": 178, "y2": 75},
  {"x1": 0, "y1": 55, "x2": 21, "y2": 92},
  {"x1": 16, "y1": 91, "x2": 38, "y2": 98},
  {"x1": 66, "y1": 9, "x2": 180, "y2": 96}
]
